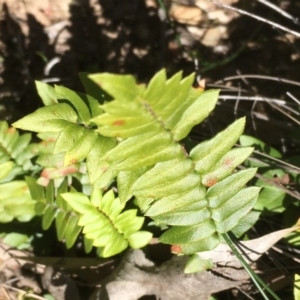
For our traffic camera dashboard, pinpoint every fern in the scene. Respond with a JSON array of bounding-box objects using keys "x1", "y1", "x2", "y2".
[
  {"x1": 26, "y1": 177, "x2": 82, "y2": 248},
  {"x1": 13, "y1": 85, "x2": 115, "y2": 169},
  {"x1": 26, "y1": 176, "x2": 152, "y2": 256},
  {"x1": 34, "y1": 131, "x2": 86, "y2": 189},
  {"x1": 0, "y1": 121, "x2": 38, "y2": 182},
  {"x1": 62, "y1": 189, "x2": 152, "y2": 257},
  {"x1": 0, "y1": 122, "x2": 38, "y2": 222},
  {"x1": 13, "y1": 70, "x2": 260, "y2": 257},
  {"x1": 88, "y1": 70, "x2": 260, "y2": 254},
  {"x1": 0, "y1": 172, "x2": 35, "y2": 222}
]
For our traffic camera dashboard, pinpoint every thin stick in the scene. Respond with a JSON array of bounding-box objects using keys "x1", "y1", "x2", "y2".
[
  {"x1": 221, "y1": 74, "x2": 300, "y2": 87},
  {"x1": 221, "y1": 94, "x2": 300, "y2": 116},
  {"x1": 234, "y1": 83, "x2": 241, "y2": 117},
  {"x1": 252, "y1": 150, "x2": 300, "y2": 173},
  {"x1": 272, "y1": 246, "x2": 300, "y2": 264},
  {"x1": 256, "y1": 0, "x2": 299, "y2": 24},
  {"x1": 204, "y1": 0, "x2": 300, "y2": 38},
  {"x1": 239, "y1": 165, "x2": 300, "y2": 201},
  {"x1": 219, "y1": 95, "x2": 286, "y2": 105},
  {"x1": 287, "y1": 92, "x2": 300, "y2": 106},
  {"x1": 267, "y1": 101, "x2": 300, "y2": 125},
  {"x1": 272, "y1": 104, "x2": 299, "y2": 117},
  {"x1": 207, "y1": 83, "x2": 249, "y2": 93}
]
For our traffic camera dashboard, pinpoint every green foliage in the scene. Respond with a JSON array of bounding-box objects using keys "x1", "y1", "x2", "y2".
[
  {"x1": 34, "y1": 131, "x2": 90, "y2": 191},
  {"x1": 0, "y1": 178, "x2": 35, "y2": 222},
  {"x1": 294, "y1": 274, "x2": 300, "y2": 300},
  {"x1": 35, "y1": 80, "x2": 57, "y2": 106},
  {"x1": 240, "y1": 134, "x2": 300, "y2": 248},
  {"x1": 240, "y1": 135, "x2": 282, "y2": 158},
  {"x1": 0, "y1": 122, "x2": 38, "y2": 223},
  {"x1": 26, "y1": 177, "x2": 82, "y2": 249},
  {"x1": 11, "y1": 70, "x2": 260, "y2": 258},
  {"x1": 26, "y1": 175, "x2": 152, "y2": 256},
  {"x1": 63, "y1": 189, "x2": 152, "y2": 257},
  {"x1": 2, "y1": 232, "x2": 32, "y2": 249},
  {"x1": 239, "y1": 135, "x2": 295, "y2": 214},
  {"x1": 184, "y1": 254, "x2": 213, "y2": 274},
  {"x1": 86, "y1": 71, "x2": 259, "y2": 254},
  {"x1": 0, "y1": 121, "x2": 38, "y2": 182},
  {"x1": 13, "y1": 84, "x2": 113, "y2": 169}
]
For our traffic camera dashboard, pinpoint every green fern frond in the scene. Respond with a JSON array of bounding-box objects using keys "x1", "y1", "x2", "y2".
[
  {"x1": 0, "y1": 123, "x2": 39, "y2": 223},
  {"x1": 13, "y1": 83, "x2": 114, "y2": 168},
  {"x1": 88, "y1": 70, "x2": 218, "y2": 188},
  {"x1": 26, "y1": 177, "x2": 82, "y2": 248},
  {"x1": 0, "y1": 121, "x2": 38, "y2": 182},
  {"x1": 88, "y1": 70, "x2": 260, "y2": 255},
  {"x1": 26, "y1": 176, "x2": 152, "y2": 256},
  {"x1": 0, "y1": 173, "x2": 35, "y2": 222},
  {"x1": 130, "y1": 121, "x2": 260, "y2": 254},
  {"x1": 12, "y1": 70, "x2": 260, "y2": 257},
  {"x1": 62, "y1": 189, "x2": 152, "y2": 257}
]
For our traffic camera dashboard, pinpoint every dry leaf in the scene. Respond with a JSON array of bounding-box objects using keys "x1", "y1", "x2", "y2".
[{"x1": 198, "y1": 226, "x2": 300, "y2": 267}]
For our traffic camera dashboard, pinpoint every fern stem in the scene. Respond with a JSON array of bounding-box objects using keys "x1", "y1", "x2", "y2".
[{"x1": 222, "y1": 233, "x2": 280, "y2": 300}]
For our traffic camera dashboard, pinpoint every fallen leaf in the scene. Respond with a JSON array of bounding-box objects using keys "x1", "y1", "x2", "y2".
[
  {"x1": 91, "y1": 249, "x2": 248, "y2": 300},
  {"x1": 198, "y1": 226, "x2": 300, "y2": 267}
]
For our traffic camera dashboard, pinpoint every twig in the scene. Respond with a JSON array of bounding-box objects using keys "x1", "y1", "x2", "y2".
[
  {"x1": 221, "y1": 74, "x2": 300, "y2": 87},
  {"x1": 256, "y1": 0, "x2": 299, "y2": 24},
  {"x1": 239, "y1": 165, "x2": 300, "y2": 201},
  {"x1": 44, "y1": 57, "x2": 61, "y2": 76},
  {"x1": 251, "y1": 150, "x2": 300, "y2": 173},
  {"x1": 220, "y1": 93, "x2": 300, "y2": 121},
  {"x1": 204, "y1": 0, "x2": 300, "y2": 38},
  {"x1": 234, "y1": 83, "x2": 241, "y2": 118},
  {"x1": 267, "y1": 101, "x2": 300, "y2": 126},
  {"x1": 219, "y1": 95, "x2": 286, "y2": 105},
  {"x1": 286, "y1": 92, "x2": 300, "y2": 106},
  {"x1": 207, "y1": 83, "x2": 249, "y2": 93},
  {"x1": 272, "y1": 246, "x2": 300, "y2": 264}
]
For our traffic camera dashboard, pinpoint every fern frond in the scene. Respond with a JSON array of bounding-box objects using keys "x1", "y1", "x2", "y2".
[
  {"x1": 26, "y1": 177, "x2": 82, "y2": 248},
  {"x1": 62, "y1": 189, "x2": 152, "y2": 257},
  {"x1": 88, "y1": 70, "x2": 260, "y2": 255},
  {"x1": 127, "y1": 120, "x2": 260, "y2": 254},
  {"x1": 0, "y1": 121, "x2": 38, "y2": 182},
  {"x1": 89, "y1": 70, "x2": 218, "y2": 188},
  {"x1": 0, "y1": 123, "x2": 39, "y2": 222},
  {"x1": 26, "y1": 176, "x2": 152, "y2": 256},
  {"x1": 0, "y1": 174, "x2": 35, "y2": 223},
  {"x1": 13, "y1": 83, "x2": 114, "y2": 168},
  {"x1": 12, "y1": 71, "x2": 260, "y2": 256}
]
